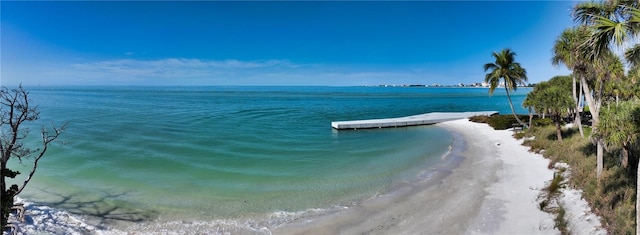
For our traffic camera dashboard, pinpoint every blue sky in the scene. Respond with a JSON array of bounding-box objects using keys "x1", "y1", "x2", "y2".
[{"x1": 2, "y1": 1, "x2": 576, "y2": 86}]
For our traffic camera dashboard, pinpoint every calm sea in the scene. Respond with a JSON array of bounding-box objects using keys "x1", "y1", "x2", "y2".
[{"x1": 9, "y1": 86, "x2": 530, "y2": 231}]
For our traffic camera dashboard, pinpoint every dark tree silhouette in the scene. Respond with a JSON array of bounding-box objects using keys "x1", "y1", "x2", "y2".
[{"x1": 1, "y1": 85, "x2": 64, "y2": 231}]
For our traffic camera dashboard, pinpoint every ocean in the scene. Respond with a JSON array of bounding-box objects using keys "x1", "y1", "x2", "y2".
[{"x1": 8, "y1": 86, "x2": 531, "y2": 233}]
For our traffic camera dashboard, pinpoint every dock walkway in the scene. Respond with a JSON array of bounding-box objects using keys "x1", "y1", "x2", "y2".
[{"x1": 331, "y1": 111, "x2": 498, "y2": 130}]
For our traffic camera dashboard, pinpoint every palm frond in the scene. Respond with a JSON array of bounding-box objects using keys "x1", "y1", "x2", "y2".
[
  {"x1": 595, "y1": 15, "x2": 630, "y2": 47},
  {"x1": 573, "y1": 1, "x2": 611, "y2": 25},
  {"x1": 483, "y1": 63, "x2": 497, "y2": 72},
  {"x1": 552, "y1": 30, "x2": 573, "y2": 68},
  {"x1": 624, "y1": 44, "x2": 640, "y2": 66},
  {"x1": 626, "y1": 5, "x2": 640, "y2": 33}
]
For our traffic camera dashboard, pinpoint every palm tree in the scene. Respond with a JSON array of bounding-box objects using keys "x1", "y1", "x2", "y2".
[
  {"x1": 522, "y1": 93, "x2": 537, "y2": 128},
  {"x1": 484, "y1": 48, "x2": 528, "y2": 127},
  {"x1": 552, "y1": 27, "x2": 592, "y2": 137}
]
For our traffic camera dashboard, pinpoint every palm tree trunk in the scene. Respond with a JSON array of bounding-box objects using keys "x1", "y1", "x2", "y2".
[
  {"x1": 554, "y1": 115, "x2": 563, "y2": 142},
  {"x1": 580, "y1": 76, "x2": 603, "y2": 179},
  {"x1": 597, "y1": 140, "x2": 604, "y2": 179},
  {"x1": 576, "y1": 83, "x2": 584, "y2": 137},
  {"x1": 572, "y1": 75, "x2": 577, "y2": 106},
  {"x1": 504, "y1": 87, "x2": 526, "y2": 127},
  {"x1": 580, "y1": 77, "x2": 600, "y2": 123},
  {"x1": 572, "y1": 75, "x2": 578, "y2": 125}
]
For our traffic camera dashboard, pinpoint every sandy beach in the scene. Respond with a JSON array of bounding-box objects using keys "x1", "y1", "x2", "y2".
[
  {"x1": 10, "y1": 118, "x2": 606, "y2": 234},
  {"x1": 275, "y1": 119, "x2": 603, "y2": 234}
]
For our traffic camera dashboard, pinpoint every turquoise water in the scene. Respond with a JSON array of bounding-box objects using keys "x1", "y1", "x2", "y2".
[{"x1": 9, "y1": 86, "x2": 530, "y2": 228}]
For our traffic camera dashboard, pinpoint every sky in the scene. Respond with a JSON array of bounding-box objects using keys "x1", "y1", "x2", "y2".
[{"x1": 1, "y1": 1, "x2": 577, "y2": 86}]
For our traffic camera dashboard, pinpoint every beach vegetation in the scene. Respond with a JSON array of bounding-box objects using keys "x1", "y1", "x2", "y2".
[
  {"x1": 481, "y1": 114, "x2": 529, "y2": 130},
  {"x1": 538, "y1": 167, "x2": 570, "y2": 234},
  {"x1": 513, "y1": 131, "x2": 528, "y2": 140},
  {"x1": 483, "y1": 48, "x2": 529, "y2": 127},
  {"x1": 572, "y1": 0, "x2": 639, "y2": 180},
  {"x1": 470, "y1": 114, "x2": 553, "y2": 131},
  {"x1": 594, "y1": 99, "x2": 640, "y2": 168},
  {"x1": 539, "y1": 169, "x2": 567, "y2": 211},
  {"x1": 554, "y1": 205, "x2": 570, "y2": 235},
  {"x1": 533, "y1": 118, "x2": 553, "y2": 127},
  {"x1": 468, "y1": 115, "x2": 491, "y2": 124},
  {"x1": 0, "y1": 85, "x2": 64, "y2": 231},
  {"x1": 487, "y1": 115, "x2": 519, "y2": 130},
  {"x1": 570, "y1": 1, "x2": 640, "y2": 233},
  {"x1": 523, "y1": 123, "x2": 637, "y2": 234},
  {"x1": 491, "y1": 1, "x2": 640, "y2": 231}
]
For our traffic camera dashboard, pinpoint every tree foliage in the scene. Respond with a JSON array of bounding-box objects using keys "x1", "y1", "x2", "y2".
[
  {"x1": 571, "y1": 0, "x2": 639, "y2": 179},
  {"x1": 595, "y1": 99, "x2": 640, "y2": 168},
  {"x1": 524, "y1": 76, "x2": 574, "y2": 141}
]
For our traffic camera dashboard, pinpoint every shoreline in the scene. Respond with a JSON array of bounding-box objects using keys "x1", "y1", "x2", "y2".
[
  {"x1": 273, "y1": 119, "x2": 584, "y2": 234},
  {"x1": 9, "y1": 119, "x2": 606, "y2": 234},
  {"x1": 274, "y1": 121, "x2": 483, "y2": 234}
]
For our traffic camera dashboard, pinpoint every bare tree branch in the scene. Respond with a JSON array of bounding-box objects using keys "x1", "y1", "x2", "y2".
[{"x1": 15, "y1": 124, "x2": 65, "y2": 196}]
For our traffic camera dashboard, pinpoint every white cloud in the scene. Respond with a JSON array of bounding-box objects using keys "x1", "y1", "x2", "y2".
[
  {"x1": 4, "y1": 57, "x2": 471, "y2": 86},
  {"x1": 53, "y1": 58, "x2": 301, "y2": 85},
  {"x1": 70, "y1": 58, "x2": 294, "y2": 75}
]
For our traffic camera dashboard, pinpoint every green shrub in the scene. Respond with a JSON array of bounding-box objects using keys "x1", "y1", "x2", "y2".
[
  {"x1": 523, "y1": 139, "x2": 544, "y2": 154},
  {"x1": 513, "y1": 131, "x2": 526, "y2": 139},
  {"x1": 469, "y1": 115, "x2": 490, "y2": 123},
  {"x1": 555, "y1": 206, "x2": 569, "y2": 235},
  {"x1": 486, "y1": 114, "x2": 528, "y2": 130}
]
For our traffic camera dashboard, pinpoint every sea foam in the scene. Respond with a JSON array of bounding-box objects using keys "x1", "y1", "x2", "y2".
[{"x1": 9, "y1": 198, "x2": 99, "y2": 235}]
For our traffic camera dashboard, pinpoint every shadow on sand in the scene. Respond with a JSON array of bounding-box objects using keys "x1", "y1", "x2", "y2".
[{"x1": 26, "y1": 188, "x2": 158, "y2": 230}]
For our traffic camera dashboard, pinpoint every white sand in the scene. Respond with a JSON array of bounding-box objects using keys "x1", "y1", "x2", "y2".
[
  {"x1": 452, "y1": 119, "x2": 557, "y2": 234},
  {"x1": 553, "y1": 162, "x2": 607, "y2": 235},
  {"x1": 275, "y1": 119, "x2": 605, "y2": 234}
]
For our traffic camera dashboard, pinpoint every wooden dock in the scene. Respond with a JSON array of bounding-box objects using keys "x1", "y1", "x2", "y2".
[{"x1": 331, "y1": 111, "x2": 498, "y2": 130}]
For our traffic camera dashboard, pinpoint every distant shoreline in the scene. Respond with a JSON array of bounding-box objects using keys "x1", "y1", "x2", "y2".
[
  {"x1": 15, "y1": 84, "x2": 534, "y2": 88},
  {"x1": 365, "y1": 85, "x2": 533, "y2": 88}
]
